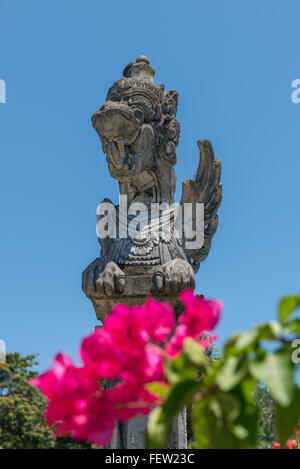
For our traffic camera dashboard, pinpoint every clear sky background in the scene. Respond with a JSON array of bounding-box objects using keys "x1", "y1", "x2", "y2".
[{"x1": 0, "y1": 0, "x2": 300, "y2": 371}]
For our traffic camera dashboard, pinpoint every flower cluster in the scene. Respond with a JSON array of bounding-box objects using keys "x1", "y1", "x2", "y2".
[
  {"x1": 31, "y1": 289, "x2": 222, "y2": 446},
  {"x1": 273, "y1": 420, "x2": 300, "y2": 449}
]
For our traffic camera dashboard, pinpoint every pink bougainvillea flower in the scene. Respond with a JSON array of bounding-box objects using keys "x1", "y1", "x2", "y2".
[
  {"x1": 272, "y1": 442, "x2": 280, "y2": 449},
  {"x1": 56, "y1": 395, "x2": 117, "y2": 447},
  {"x1": 80, "y1": 328, "x2": 122, "y2": 380},
  {"x1": 198, "y1": 334, "x2": 218, "y2": 351},
  {"x1": 165, "y1": 324, "x2": 188, "y2": 358},
  {"x1": 104, "y1": 297, "x2": 175, "y2": 350},
  {"x1": 165, "y1": 327, "x2": 217, "y2": 358},
  {"x1": 31, "y1": 353, "x2": 99, "y2": 426},
  {"x1": 119, "y1": 343, "x2": 164, "y2": 386},
  {"x1": 32, "y1": 289, "x2": 223, "y2": 448},
  {"x1": 30, "y1": 353, "x2": 74, "y2": 396},
  {"x1": 81, "y1": 302, "x2": 166, "y2": 386},
  {"x1": 31, "y1": 353, "x2": 118, "y2": 447},
  {"x1": 104, "y1": 303, "x2": 147, "y2": 351},
  {"x1": 139, "y1": 296, "x2": 175, "y2": 343},
  {"x1": 31, "y1": 352, "x2": 96, "y2": 403},
  {"x1": 294, "y1": 420, "x2": 300, "y2": 436},
  {"x1": 286, "y1": 439, "x2": 297, "y2": 449},
  {"x1": 179, "y1": 289, "x2": 222, "y2": 337},
  {"x1": 106, "y1": 381, "x2": 156, "y2": 422},
  {"x1": 143, "y1": 344, "x2": 164, "y2": 382},
  {"x1": 165, "y1": 289, "x2": 222, "y2": 358}
]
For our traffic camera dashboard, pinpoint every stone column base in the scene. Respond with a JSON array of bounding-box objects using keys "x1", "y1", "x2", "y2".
[
  {"x1": 109, "y1": 410, "x2": 187, "y2": 449},
  {"x1": 91, "y1": 272, "x2": 188, "y2": 449}
]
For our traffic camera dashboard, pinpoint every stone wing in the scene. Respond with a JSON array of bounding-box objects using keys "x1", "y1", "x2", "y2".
[{"x1": 180, "y1": 139, "x2": 222, "y2": 273}]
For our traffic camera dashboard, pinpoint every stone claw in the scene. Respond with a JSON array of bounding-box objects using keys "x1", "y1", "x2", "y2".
[
  {"x1": 152, "y1": 259, "x2": 195, "y2": 295},
  {"x1": 153, "y1": 270, "x2": 164, "y2": 291},
  {"x1": 82, "y1": 258, "x2": 125, "y2": 298},
  {"x1": 115, "y1": 274, "x2": 125, "y2": 293}
]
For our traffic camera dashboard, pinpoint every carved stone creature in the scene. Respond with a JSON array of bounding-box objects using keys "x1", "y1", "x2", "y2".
[{"x1": 82, "y1": 56, "x2": 222, "y2": 321}]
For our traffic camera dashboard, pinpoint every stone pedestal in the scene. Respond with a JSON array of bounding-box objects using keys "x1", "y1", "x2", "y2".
[
  {"x1": 166, "y1": 409, "x2": 187, "y2": 449},
  {"x1": 109, "y1": 410, "x2": 187, "y2": 449},
  {"x1": 91, "y1": 272, "x2": 184, "y2": 323},
  {"x1": 109, "y1": 416, "x2": 148, "y2": 449},
  {"x1": 93, "y1": 272, "x2": 187, "y2": 449}
]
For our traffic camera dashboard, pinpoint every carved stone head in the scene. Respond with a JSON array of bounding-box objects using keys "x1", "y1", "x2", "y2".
[{"x1": 91, "y1": 56, "x2": 180, "y2": 204}]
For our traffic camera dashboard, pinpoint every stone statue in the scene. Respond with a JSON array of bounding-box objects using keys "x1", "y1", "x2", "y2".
[
  {"x1": 81, "y1": 55, "x2": 222, "y2": 449},
  {"x1": 82, "y1": 54, "x2": 222, "y2": 321}
]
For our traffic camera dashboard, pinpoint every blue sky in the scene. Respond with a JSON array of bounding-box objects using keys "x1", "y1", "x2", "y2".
[{"x1": 0, "y1": 0, "x2": 300, "y2": 371}]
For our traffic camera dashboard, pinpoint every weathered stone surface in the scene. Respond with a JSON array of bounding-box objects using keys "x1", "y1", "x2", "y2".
[{"x1": 166, "y1": 409, "x2": 187, "y2": 449}]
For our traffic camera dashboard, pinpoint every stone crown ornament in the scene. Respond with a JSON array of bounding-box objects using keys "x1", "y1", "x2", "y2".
[{"x1": 82, "y1": 56, "x2": 222, "y2": 321}]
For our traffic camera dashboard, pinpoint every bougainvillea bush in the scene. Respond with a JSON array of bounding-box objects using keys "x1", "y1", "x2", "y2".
[{"x1": 31, "y1": 290, "x2": 300, "y2": 449}]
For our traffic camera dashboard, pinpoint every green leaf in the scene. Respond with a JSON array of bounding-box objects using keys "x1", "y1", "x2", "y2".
[
  {"x1": 146, "y1": 380, "x2": 201, "y2": 449},
  {"x1": 183, "y1": 338, "x2": 210, "y2": 370},
  {"x1": 256, "y1": 322, "x2": 281, "y2": 341},
  {"x1": 161, "y1": 379, "x2": 200, "y2": 421},
  {"x1": 236, "y1": 323, "x2": 280, "y2": 349},
  {"x1": 249, "y1": 349, "x2": 295, "y2": 406},
  {"x1": 240, "y1": 376, "x2": 258, "y2": 403},
  {"x1": 216, "y1": 356, "x2": 247, "y2": 391},
  {"x1": 193, "y1": 398, "x2": 213, "y2": 448},
  {"x1": 231, "y1": 424, "x2": 248, "y2": 440},
  {"x1": 230, "y1": 380, "x2": 259, "y2": 447},
  {"x1": 218, "y1": 393, "x2": 240, "y2": 422},
  {"x1": 282, "y1": 319, "x2": 300, "y2": 336},
  {"x1": 275, "y1": 387, "x2": 300, "y2": 446},
  {"x1": 146, "y1": 407, "x2": 170, "y2": 449},
  {"x1": 193, "y1": 393, "x2": 250, "y2": 449},
  {"x1": 234, "y1": 330, "x2": 259, "y2": 351},
  {"x1": 164, "y1": 353, "x2": 197, "y2": 384},
  {"x1": 193, "y1": 396, "x2": 235, "y2": 449},
  {"x1": 145, "y1": 381, "x2": 169, "y2": 400},
  {"x1": 279, "y1": 295, "x2": 300, "y2": 324},
  {"x1": 163, "y1": 357, "x2": 181, "y2": 383},
  {"x1": 223, "y1": 323, "x2": 281, "y2": 358}
]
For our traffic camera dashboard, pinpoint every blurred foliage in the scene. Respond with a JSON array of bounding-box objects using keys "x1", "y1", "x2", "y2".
[
  {"x1": 0, "y1": 353, "x2": 94, "y2": 449},
  {"x1": 146, "y1": 294, "x2": 300, "y2": 449}
]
